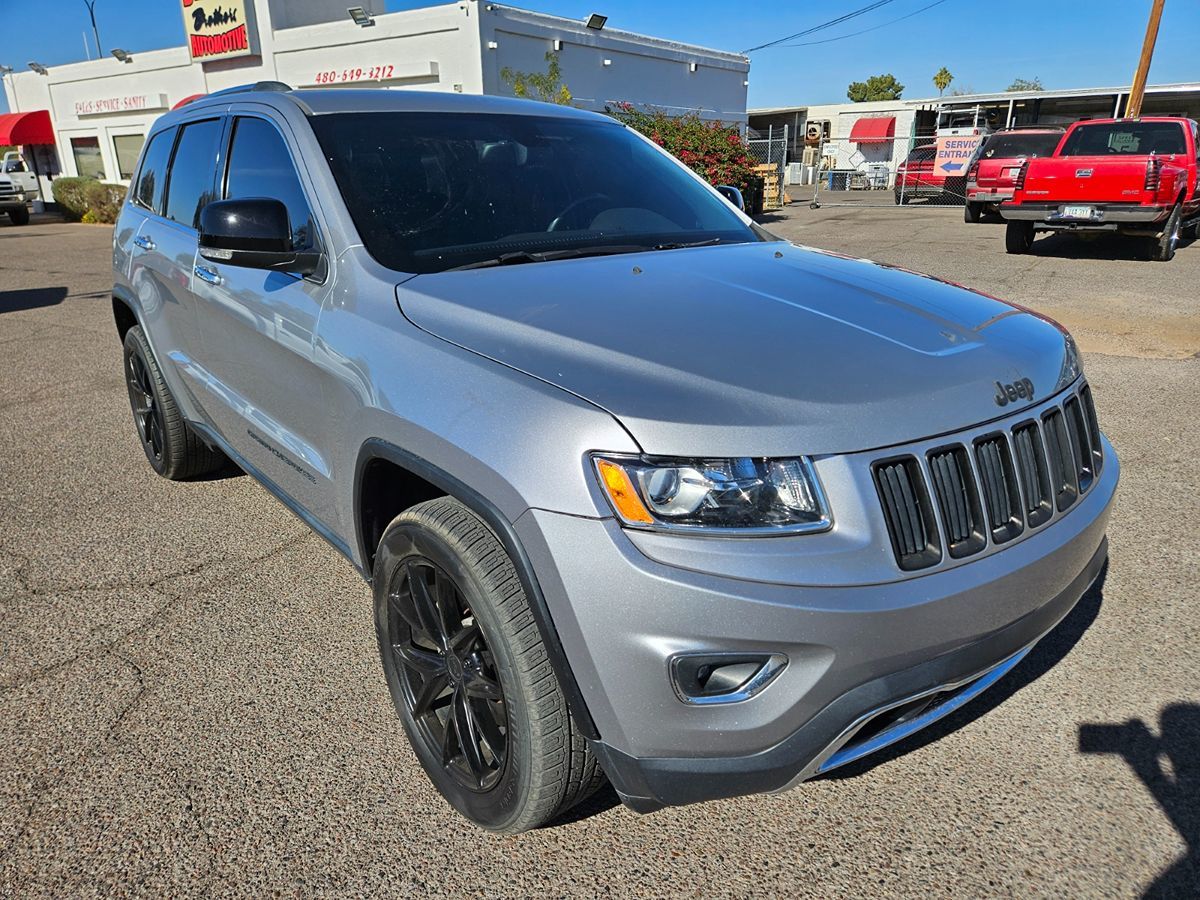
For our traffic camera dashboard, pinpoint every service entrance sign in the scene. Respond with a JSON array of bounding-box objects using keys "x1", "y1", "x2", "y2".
[
  {"x1": 934, "y1": 135, "x2": 983, "y2": 178},
  {"x1": 181, "y1": 0, "x2": 258, "y2": 62}
]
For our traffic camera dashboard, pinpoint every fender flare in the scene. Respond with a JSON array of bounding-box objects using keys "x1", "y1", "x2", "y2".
[
  {"x1": 111, "y1": 284, "x2": 145, "y2": 341},
  {"x1": 353, "y1": 438, "x2": 600, "y2": 740}
]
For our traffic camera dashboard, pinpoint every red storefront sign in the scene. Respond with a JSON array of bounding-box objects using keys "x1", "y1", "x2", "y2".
[{"x1": 181, "y1": 0, "x2": 256, "y2": 62}]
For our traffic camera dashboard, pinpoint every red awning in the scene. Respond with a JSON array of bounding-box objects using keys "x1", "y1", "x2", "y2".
[
  {"x1": 0, "y1": 110, "x2": 54, "y2": 145},
  {"x1": 849, "y1": 116, "x2": 896, "y2": 144}
]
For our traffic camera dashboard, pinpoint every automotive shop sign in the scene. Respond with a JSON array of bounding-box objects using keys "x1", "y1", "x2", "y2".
[
  {"x1": 934, "y1": 136, "x2": 983, "y2": 177},
  {"x1": 180, "y1": 0, "x2": 258, "y2": 62}
]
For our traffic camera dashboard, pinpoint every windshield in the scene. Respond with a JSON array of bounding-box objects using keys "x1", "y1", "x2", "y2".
[
  {"x1": 1060, "y1": 122, "x2": 1186, "y2": 156},
  {"x1": 309, "y1": 111, "x2": 761, "y2": 274},
  {"x1": 979, "y1": 132, "x2": 1062, "y2": 159}
]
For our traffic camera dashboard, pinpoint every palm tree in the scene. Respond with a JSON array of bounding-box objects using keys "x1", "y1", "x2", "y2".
[{"x1": 933, "y1": 66, "x2": 953, "y2": 97}]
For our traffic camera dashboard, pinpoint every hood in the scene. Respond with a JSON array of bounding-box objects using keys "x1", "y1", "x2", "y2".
[{"x1": 395, "y1": 241, "x2": 1073, "y2": 457}]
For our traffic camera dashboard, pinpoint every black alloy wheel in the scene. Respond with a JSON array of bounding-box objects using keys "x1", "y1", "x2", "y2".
[
  {"x1": 373, "y1": 497, "x2": 605, "y2": 832},
  {"x1": 386, "y1": 558, "x2": 508, "y2": 791},
  {"x1": 121, "y1": 325, "x2": 225, "y2": 480},
  {"x1": 126, "y1": 345, "x2": 166, "y2": 464}
]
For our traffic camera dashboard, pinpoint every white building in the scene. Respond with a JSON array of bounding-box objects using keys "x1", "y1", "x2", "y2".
[
  {"x1": 1, "y1": 0, "x2": 749, "y2": 201},
  {"x1": 750, "y1": 81, "x2": 1200, "y2": 184}
]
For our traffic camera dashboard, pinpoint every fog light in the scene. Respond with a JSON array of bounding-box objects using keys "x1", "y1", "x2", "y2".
[{"x1": 670, "y1": 652, "x2": 787, "y2": 705}]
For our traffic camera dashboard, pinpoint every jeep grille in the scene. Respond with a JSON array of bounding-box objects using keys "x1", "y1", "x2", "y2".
[{"x1": 873, "y1": 380, "x2": 1102, "y2": 571}]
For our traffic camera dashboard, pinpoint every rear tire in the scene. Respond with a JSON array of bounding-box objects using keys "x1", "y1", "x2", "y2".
[
  {"x1": 7, "y1": 206, "x2": 29, "y2": 226},
  {"x1": 894, "y1": 190, "x2": 910, "y2": 206},
  {"x1": 964, "y1": 201, "x2": 983, "y2": 223},
  {"x1": 1005, "y1": 220, "x2": 1034, "y2": 254},
  {"x1": 1148, "y1": 203, "x2": 1182, "y2": 262},
  {"x1": 374, "y1": 497, "x2": 605, "y2": 833},
  {"x1": 122, "y1": 326, "x2": 225, "y2": 479}
]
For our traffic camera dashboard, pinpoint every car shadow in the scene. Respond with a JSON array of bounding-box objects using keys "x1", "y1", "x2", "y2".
[
  {"x1": 187, "y1": 458, "x2": 247, "y2": 481},
  {"x1": 753, "y1": 211, "x2": 791, "y2": 225},
  {"x1": 824, "y1": 560, "x2": 1107, "y2": 780},
  {"x1": 0, "y1": 286, "x2": 68, "y2": 313},
  {"x1": 1029, "y1": 231, "x2": 1196, "y2": 261},
  {"x1": 1079, "y1": 705, "x2": 1200, "y2": 897},
  {"x1": 541, "y1": 782, "x2": 622, "y2": 828}
]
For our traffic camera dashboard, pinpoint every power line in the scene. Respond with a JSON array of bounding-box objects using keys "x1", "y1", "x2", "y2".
[
  {"x1": 776, "y1": 0, "x2": 951, "y2": 48},
  {"x1": 743, "y1": 0, "x2": 901, "y2": 54}
]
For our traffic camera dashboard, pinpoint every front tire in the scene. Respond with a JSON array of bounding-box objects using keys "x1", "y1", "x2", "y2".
[
  {"x1": 1005, "y1": 220, "x2": 1035, "y2": 254},
  {"x1": 374, "y1": 497, "x2": 604, "y2": 833},
  {"x1": 894, "y1": 190, "x2": 910, "y2": 206},
  {"x1": 122, "y1": 325, "x2": 225, "y2": 479},
  {"x1": 7, "y1": 206, "x2": 29, "y2": 225}
]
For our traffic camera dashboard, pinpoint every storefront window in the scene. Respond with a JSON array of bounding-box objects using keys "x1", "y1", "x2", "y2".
[
  {"x1": 112, "y1": 134, "x2": 145, "y2": 181},
  {"x1": 70, "y1": 136, "x2": 105, "y2": 180}
]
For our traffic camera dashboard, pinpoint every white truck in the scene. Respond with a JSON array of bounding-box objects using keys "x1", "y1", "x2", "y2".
[{"x1": 0, "y1": 151, "x2": 39, "y2": 225}]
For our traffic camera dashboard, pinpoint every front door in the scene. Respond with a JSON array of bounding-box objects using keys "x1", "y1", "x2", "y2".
[{"x1": 191, "y1": 113, "x2": 337, "y2": 527}]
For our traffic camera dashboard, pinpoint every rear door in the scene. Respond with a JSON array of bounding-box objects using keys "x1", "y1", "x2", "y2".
[
  {"x1": 191, "y1": 111, "x2": 337, "y2": 525},
  {"x1": 126, "y1": 117, "x2": 226, "y2": 420}
]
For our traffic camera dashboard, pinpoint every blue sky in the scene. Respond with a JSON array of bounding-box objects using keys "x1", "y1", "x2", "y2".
[{"x1": 2, "y1": 0, "x2": 1197, "y2": 114}]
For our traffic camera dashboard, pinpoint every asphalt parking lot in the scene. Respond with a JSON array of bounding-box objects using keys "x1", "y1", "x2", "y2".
[{"x1": 1, "y1": 207, "x2": 1197, "y2": 897}]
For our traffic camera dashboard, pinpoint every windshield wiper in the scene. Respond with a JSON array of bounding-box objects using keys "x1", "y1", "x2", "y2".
[
  {"x1": 652, "y1": 237, "x2": 725, "y2": 251},
  {"x1": 445, "y1": 244, "x2": 650, "y2": 271}
]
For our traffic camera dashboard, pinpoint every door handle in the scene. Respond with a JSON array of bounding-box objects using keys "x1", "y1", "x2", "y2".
[
  {"x1": 133, "y1": 234, "x2": 156, "y2": 251},
  {"x1": 194, "y1": 264, "x2": 222, "y2": 286}
]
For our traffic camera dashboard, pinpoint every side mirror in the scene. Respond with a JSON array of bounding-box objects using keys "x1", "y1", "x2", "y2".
[
  {"x1": 198, "y1": 197, "x2": 322, "y2": 276},
  {"x1": 716, "y1": 184, "x2": 745, "y2": 211}
]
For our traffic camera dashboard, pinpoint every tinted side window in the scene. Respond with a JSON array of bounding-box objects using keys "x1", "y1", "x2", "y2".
[
  {"x1": 164, "y1": 119, "x2": 222, "y2": 229},
  {"x1": 133, "y1": 127, "x2": 176, "y2": 213},
  {"x1": 225, "y1": 117, "x2": 315, "y2": 251}
]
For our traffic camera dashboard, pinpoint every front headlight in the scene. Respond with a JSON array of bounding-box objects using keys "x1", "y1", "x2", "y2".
[
  {"x1": 592, "y1": 454, "x2": 832, "y2": 535},
  {"x1": 1054, "y1": 331, "x2": 1083, "y2": 393}
]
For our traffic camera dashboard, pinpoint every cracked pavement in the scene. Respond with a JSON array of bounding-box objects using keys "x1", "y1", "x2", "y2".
[{"x1": 1, "y1": 213, "x2": 1197, "y2": 897}]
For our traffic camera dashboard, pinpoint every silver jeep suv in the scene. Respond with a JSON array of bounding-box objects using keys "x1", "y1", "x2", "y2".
[{"x1": 111, "y1": 84, "x2": 1117, "y2": 832}]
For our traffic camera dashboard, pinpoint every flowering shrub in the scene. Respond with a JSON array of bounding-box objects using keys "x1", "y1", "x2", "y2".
[
  {"x1": 606, "y1": 102, "x2": 755, "y2": 190},
  {"x1": 52, "y1": 177, "x2": 126, "y2": 224}
]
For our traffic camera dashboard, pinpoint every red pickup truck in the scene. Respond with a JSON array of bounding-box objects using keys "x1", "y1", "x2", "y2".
[
  {"x1": 1001, "y1": 117, "x2": 1200, "y2": 261},
  {"x1": 964, "y1": 127, "x2": 1064, "y2": 223}
]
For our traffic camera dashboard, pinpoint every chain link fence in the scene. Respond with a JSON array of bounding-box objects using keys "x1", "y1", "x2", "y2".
[
  {"x1": 796, "y1": 134, "x2": 980, "y2": 209},
  {"x1": 746, "y1": 127, "x2": 788, "y2": 211}
]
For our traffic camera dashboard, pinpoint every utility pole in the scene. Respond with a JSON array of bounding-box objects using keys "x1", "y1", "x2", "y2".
[
  {"x1": 83, "y1": 0, "x2": 102, "y2": 60},
  {"x1": 1126, "y1": 0, "x2": 1164, "y2": 118}
]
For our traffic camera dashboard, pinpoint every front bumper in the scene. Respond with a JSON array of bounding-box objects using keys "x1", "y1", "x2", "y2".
[
  {"x1": 515, "y1": 434, "x2": 1118, "y2": 811},
  {"x1": 1001, "y1": 202, "x2": 1169, "y2": 226}
]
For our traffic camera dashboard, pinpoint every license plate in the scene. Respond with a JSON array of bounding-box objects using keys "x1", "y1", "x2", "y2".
[{"x1": 1063, "y1": 205, "x2": 1095, "y2": 219}]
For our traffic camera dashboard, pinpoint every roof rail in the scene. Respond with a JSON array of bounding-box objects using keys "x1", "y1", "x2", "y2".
[{"x1": 206, "y1": 81, "x2": 293, "y2": 99}]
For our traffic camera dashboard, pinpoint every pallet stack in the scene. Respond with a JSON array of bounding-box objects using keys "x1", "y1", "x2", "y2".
[{"x1": 752, "y1": 163, "x2": 784, "y2": 210}]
